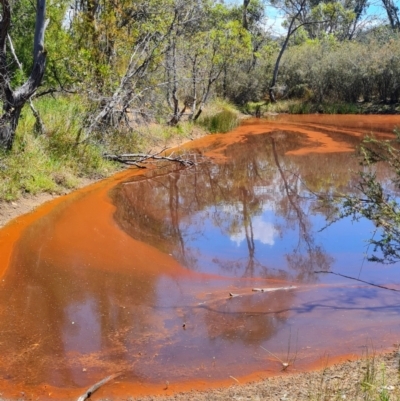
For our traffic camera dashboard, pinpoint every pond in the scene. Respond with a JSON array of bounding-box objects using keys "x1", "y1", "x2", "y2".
[{"x1": 1, "y1": 115, "x2": 400, "y2": 399}]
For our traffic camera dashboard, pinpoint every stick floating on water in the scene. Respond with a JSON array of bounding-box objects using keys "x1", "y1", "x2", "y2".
[
  {"x1": 76, "y1": 373, "x2": 120, "y2": 401},
  {"x1": 252, "y1": 286, "x2": 297, "y2": 292}
]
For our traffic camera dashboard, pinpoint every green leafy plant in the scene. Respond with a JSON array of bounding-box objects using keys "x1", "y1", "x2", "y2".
[{"x1": 332, "y1": 130, "x2": 400, "y2": 263}]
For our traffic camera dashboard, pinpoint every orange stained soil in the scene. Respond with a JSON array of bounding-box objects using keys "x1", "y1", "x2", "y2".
[
  {"x1": 1, "y1": 115, "x2": 400, "y2": 400},
  {"x1": 184, "y1": 114, "x2": 399, "y2": 161}
]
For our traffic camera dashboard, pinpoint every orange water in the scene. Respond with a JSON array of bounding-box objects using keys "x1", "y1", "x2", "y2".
[{"x1": 1, "y1": 115, "x2": 400, "y2": 400}]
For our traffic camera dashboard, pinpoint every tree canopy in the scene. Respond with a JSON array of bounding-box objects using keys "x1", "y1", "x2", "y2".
[{"x1": 0, "y1": 0, "x2": 398, "y2": 151}]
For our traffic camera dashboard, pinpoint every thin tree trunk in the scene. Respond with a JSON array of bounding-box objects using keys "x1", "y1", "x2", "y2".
[
  {"x1": 269, "y1": 4, "x2": 305, "y2": 103},
  {"x1": 269, "y1": 0, "x2": 323, "y2": 103},
  {"x1": 0, "y1": 0, "x2": 48, "y2": 150},
  {"x1": 188, "y1": 54, "x2": 197, "y2": 121},
  {"x1": 243, "y1": 0, "x2": 251, "y2": 30},
  {"x1": 7, "y1": 34, "x2": 45, "y2": 136},
  {"x1": 382, "y1": 0, "x2": 400, "y2": 30}
]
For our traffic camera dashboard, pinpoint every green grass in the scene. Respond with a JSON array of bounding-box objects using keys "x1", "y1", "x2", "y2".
[
  {"x1": 0, "y1": 95, "x2": 217, "y2": 201},
  {"x1": 196, "y1": 99, "x2": 240, "y2": 133},
  {"x1": 287, "y1": 102, "x2": 314, "y2": 114},
  {"x1": 198, "y1": 110, "x2": 239, "y2": 133},
  {"x1": 241, "y1": 101, "x2": 268, "y2": 116},
  {"x1": 262, "y1": 100, "x2": 360, "y2": 115},
  {"x1": 0, "y1": 95, "x2": 116, "y2": 201}
]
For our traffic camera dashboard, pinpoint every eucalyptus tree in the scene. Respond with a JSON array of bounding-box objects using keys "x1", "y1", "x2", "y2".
[
  {"x1": 0, "y1": 0, "x2": 48, "y2": 151},
  {"x1": 166, "y1": 1, "x2": 252, "y2": 125},
  {"x1": 66, "y1": 0, "x2": 187, "y2": 141},
  {"x1": 381, "y1": 0, "x2": 400, "y2": 30},
  {"x1": 267, "y1": 0, "x2": 372, "y2": 102},
  {"x1": 268, "y1": 0, "x2": 308, "y2": 102}
]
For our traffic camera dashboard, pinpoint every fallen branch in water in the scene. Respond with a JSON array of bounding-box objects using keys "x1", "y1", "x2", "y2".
[
  {"x1": 260, "y1": 346, "x2": 290, "y2": 371},
  {"x1": 103, "y1": 148, "x2": 199, "y2": 168},
  {"x1": 252, "y1": 286, "x2": 297, "y2": 293},
  {"x1": 314, "y1": 271, "x2": 400, "y2": 292},
  {"x1": 77, "y1": 373, "x2": 120, "y2": 401}
]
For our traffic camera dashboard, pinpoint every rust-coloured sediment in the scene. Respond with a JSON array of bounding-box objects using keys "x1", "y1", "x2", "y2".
[{"x1": 0, "y1": 115, "x2": 400, "y2": 400}]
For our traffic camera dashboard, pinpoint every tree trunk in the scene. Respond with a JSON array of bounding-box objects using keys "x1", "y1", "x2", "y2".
[
  {"x1": 382, "y1": 0, "x2": 400, "y2": 30},
  {"x1": 243, "y1": 0, "x2": 251, "y2": 30},
  {"x1": 269, "y1": 0, "x2": 307, "y2": 103},
  {"x1": 0, "y1": 0, "x2": 48, "y2": 151}
]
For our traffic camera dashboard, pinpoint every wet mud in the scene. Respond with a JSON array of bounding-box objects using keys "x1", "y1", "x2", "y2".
[{"x1": 1, "y1": 115, "x2": 400, "y2": 399}]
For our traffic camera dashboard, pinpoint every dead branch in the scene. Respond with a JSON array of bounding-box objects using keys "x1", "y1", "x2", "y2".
[
  {"x1": 314, "y1": 271, "x2": 400, "y2": 292},
  {"x1": 76, "y1": 373, "x2": 120, "y2": 401},
  {"x1": 7, "y1": 27, "x2": 46, "y2": 136},
  {"x1": 103, "y1": 150, "x2": 199, "y2": 168},
  {"x1": 252, "y1": 286, "x2": 297, "y2": 292}
]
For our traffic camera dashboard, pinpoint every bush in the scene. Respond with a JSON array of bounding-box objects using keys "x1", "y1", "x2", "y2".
[
  {"x1": 198, "y1": 109, "x2": 239, "y2": 133},
  {"x1": 279, "y1": 34, "x2": 400, "y2": 105},
  {"x1": 0, "y1": 95, "x2": 115, "y2": 201}
]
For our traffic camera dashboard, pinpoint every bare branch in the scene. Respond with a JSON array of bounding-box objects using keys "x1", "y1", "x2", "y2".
[
  {"x1": 315, "y1": 271, "x2": 400, "y2": 292},
  {"x1": 76, "y1": 373, "x2": 120, "y2": 401},
  {"x1": 103, "y1": 150, "x2": 201, "y2": 167}
]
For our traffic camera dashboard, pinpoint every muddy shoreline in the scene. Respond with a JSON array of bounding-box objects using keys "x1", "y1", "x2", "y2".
[{"x1": 128, "y1": 350, "x2": 400, "y2": 401}]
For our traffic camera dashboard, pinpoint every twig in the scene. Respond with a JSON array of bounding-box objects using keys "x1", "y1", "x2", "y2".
[
  {"x1": 260, "y1": 346, "x2": 285, "y2": 364},
  {"x1": 260, "y1": 346, "x2": 290, "y2": 371},
  {"x1": 314, "y1": 271, "x2": 400, "y2": 292},
  {"x1": 76, "y1": 373, "x2": 120, "y2": 401},
  {"x1": 103, "y1": 151, "x2": 198, "y2": 167}
]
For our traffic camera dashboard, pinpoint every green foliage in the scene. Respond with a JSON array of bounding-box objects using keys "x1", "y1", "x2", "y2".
[
  {"x1": 242, "y1": 101, "x2": 267, "y2": 115},
  {"x1": 198, "y1": 109, "x2": 239, "y2": 133},
  {"x1": 0, "y1": 96, "x2": 116, "y2": 201},
  {"x1": 309, "y1": 2, "x2": 356, "y2": 41},
  {"x1": 9, "y1": 0, "x2": 71, "y2": 88},
  {"x1": 280, "y1": 34, "x2": 400, "y2": 104},
  {"x1": 4, "y1": 0, "x2": 400, "y2": 203},
  {"x1": 287, "y1": 102, "x2": 314, "y2": 114},
  {"x1": 334, "y1": 131, "x2": 400, "y2": 263},
  {"x1": 320, "y1": 102, "x2": 359, "y2": 114}
]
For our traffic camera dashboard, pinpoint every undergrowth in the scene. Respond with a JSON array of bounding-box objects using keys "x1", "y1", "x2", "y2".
[
  {"x1": 243, "y1": 99, "x2": 364, "y2": 115},
  {"x1": 197, "y1": 99, "x2": 240, "y2": 133},
  {"x1": 0, "y1": 95, "x2": 214, "y2": 201},
  {"x1": 0, "y1": 96, "x2": 117, "y2": 201}
]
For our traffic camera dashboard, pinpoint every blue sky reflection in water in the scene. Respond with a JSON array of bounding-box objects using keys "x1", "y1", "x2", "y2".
[
  {"x1": 2, "y1": 116, "x2": 400, "y2": 396},
  {"x1": 112, "y1": 126, "x2": 399, "y2": 286}
]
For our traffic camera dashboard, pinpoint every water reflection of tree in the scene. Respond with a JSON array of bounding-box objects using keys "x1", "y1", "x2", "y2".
[
  {"x1": 111, "y1": 131, "x2": 358, "y2": 282},
  {"x1": 199, "y1": 288, "x2": 296, "y2": 346},
  {"x1": 270, "y1": 135, "x2": 333, "y2": 282},
  {"x1": 0, "y1": 128, "x2": 376, "y2": 389}
]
